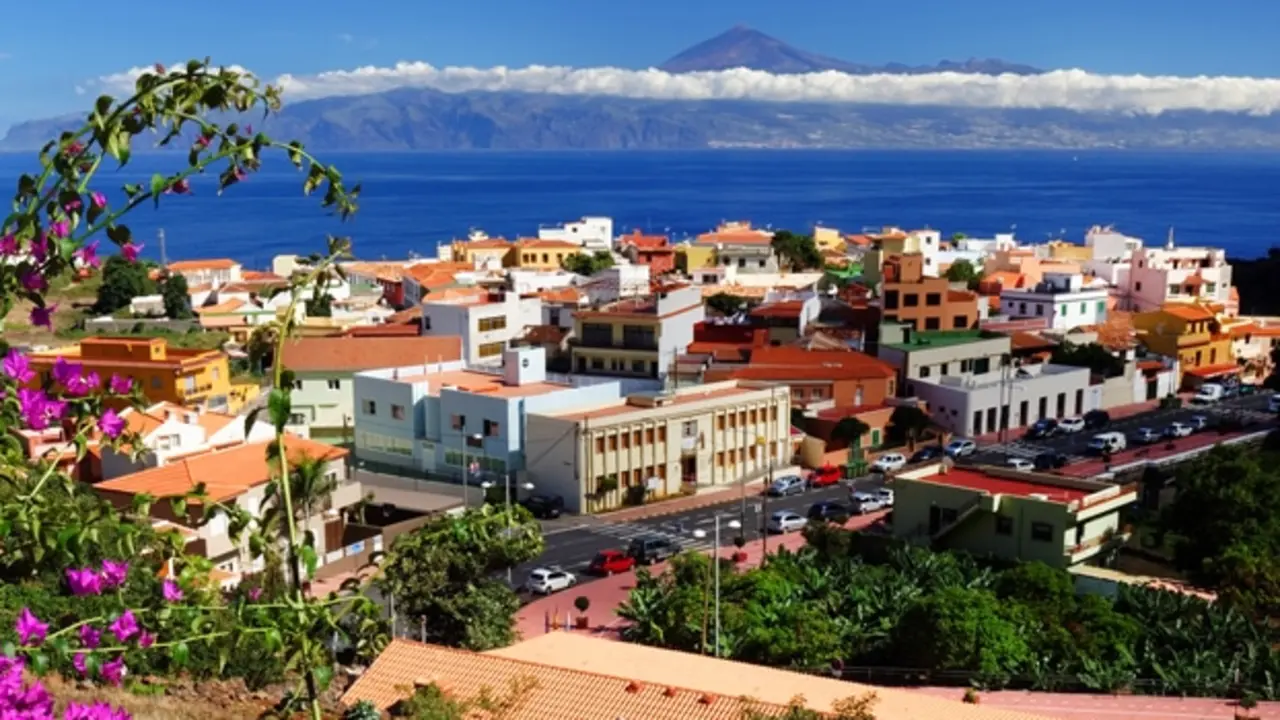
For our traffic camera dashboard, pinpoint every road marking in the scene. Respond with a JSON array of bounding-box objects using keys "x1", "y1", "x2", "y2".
[{"x1": 541, "y1": 523, "x2": 593, "y2": 537}]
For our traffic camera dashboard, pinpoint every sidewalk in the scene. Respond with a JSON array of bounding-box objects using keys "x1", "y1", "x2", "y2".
[
  {"x1": 971, "y1": 396, "x2": 1180, "y2": 445},
  {"x1": 597, "y1": 464, "x2": 802, "y2": 523}
]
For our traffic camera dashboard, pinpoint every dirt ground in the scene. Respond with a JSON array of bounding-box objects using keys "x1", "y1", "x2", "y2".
[{"x1": 43, "y1": 673, "x2": 355, "y2": 720}]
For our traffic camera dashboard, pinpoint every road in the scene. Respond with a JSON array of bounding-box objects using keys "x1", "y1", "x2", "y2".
[{"x1": 966, "y1": 392, "x2": 1273, "y2": 466}]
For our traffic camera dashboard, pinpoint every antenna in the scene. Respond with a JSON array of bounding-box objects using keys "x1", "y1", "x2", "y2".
[{"x1": 158, "y1": 229, "x2": 168, "y2": 267}]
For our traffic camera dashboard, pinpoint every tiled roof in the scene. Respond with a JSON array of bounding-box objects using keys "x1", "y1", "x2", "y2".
[
  {"x1": 844, "y1": 233, "x2": 874, "y2": 247},
  {"x1": 1184, "y1": 363, "x2": 1242, "y2": 378},
  {"x1": 342, "y1": 261, "x2": 412, "y2": 283},
  {"x1": 1161, "y1": 303, "x2": 1216, "y2": 322},
  {"x1": 730, "y1": 347, "x2": 895, "y2": 381},
  {"x1": 168, "y1": 258, "x2": 238, "y2": 271},
  {"x1": 984, "y1": 271, "x2": 1025, "y2": 289},
  {"x1": 1091, "y1": 311, "x2": 1137, "y2": 350},
  {"x1": 280, "y1": 336, "x2": 462, "y2": 373},
  {"x1": 536, "y1": 286, "x2": 584, "y2": 305},
  {"x1": 618, "y1": 230, "x2": 670, "y2": 249},
  {"x1": 521, "y1": 324, "x2": 570, "y2": 345},
  {"x1": 342, "y1": 639, "x2": 793, "y2": 718},
  {"x1": 461, "y1": 238, "x2": 514, "y2": 250},
  {"x1": 386, "y1": 306, "x2": 423, "y2": 325},
  {"x1": 1009, "y1": 331, "x2": 1057, "y2": 351},
  {"x1": 948, "y1": 289, "x2": 979, "y2": 302},
  {"x1": 748, "y1": 300, "x2": 805, "y2": 319},
  {"x1": 94, "y1": 436, "x2": 345, "y2": 503},
  {"x1": 516, "y1": 238, "x2": 580, "y2": 250},
  {"x1": 196, "y1": 299, "x2": 248, "y2": 314}
]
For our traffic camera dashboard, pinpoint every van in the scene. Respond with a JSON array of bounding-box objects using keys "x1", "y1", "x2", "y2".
[
  {"x1": 1192, "y1": 384, "x2": 1225, "y2": 404},
  {"x1": 1087, "y1": 432, "x2": 1126, "y2": 455}
]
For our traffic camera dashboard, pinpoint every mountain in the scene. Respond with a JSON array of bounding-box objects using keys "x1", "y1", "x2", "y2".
[
  {"x1": 658, "y1": 26, "x2": 1041, "y2": 76},
  {"x1": 6, "y1": 88, "x2": 1280, "y2": 153}
]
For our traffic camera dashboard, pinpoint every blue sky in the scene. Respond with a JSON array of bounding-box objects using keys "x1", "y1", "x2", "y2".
[{"x1": 0, "y1": 0, "x2": 1275, "y2": 128}]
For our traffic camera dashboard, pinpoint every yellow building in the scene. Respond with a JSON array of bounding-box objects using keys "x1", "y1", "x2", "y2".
[
  {"x1": 449, "y1": 237, "x2": 514, "y2": 268},
  {"x1": 674, "y1": 243, "x2": 717, "y2": 275},
  {"x1": 513, "y1": 238, "x2": 580, "y2": 270},
  {"x1": 29, "y1": 336, "x2": 238, "y2": 413},
  {"x1": 1133, "y1": 303, "x2": 1238, "y2": 388},
  {"x1": 862, "y1": 228, "x2": 921, "y2": 286},
  {"x1": 1046, "y1": 240, "x2": 1092, "y2": 262},
  {"x1": 812, "y1": 226, "x2": 847, "y2": 253}
]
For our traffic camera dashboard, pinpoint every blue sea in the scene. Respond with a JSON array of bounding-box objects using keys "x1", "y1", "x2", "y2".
[{"x1": 0, "y1": 150, "x2": 1276, "y2": 266}]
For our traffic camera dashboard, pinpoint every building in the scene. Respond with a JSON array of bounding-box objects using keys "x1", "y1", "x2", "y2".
[
  {"x1": 1126, "y1": 236, "x2": 1234, "y2": 314},
  {"x1": 1132, "y1": 303, "x2": 1238, "y2": 388},
  {"x1": 29, "y1": 337, "x2": 235, "y2": 413},
  {"x1": 96, "y1": 401, "x2": 276, "y2": 481},
  {"x1": 400, "y1": 262, "x2": 471, "y2": 307},
  {"x1": 94, "y1": 435, "x2": 361, "y2": 579},
  {"x1": 277, "y1": 335, "x2": 463, "y2": 439},
  {"x1": 745, "y1": 293, "x2": 822, "y2": 344},
  {"x1": 166, "y1": 258, "x2": 242, "y2": 287},
  {"x1": 447, "y1": 233, "x2": 514, "y2": 269},
  {"x1": 680, "y1": 221, "x2": 778, "y2": 281},
  {"x1": 512, "y1": 238, "x2": 581, "y2": 271},
  {"x1": 999, "y1": 272, "x2": 1110, "y2": 331},
  {"x1": 881, "y1": 253, "x2": 981, "y2": 331},
  {"x1": 341, "y1": 261, "x2": 416, "y2": 308},
  {"x1": 526, "y1": 380, "x2": 791, "y2": 513},
  {"x1": 422, "y1": 289, "x2": 542, "y2": 365},
  {"x1": 710, "y1": 346, "x2": 898, "y2": 411},
  {"x1": 892, "y1": 464, "x2": 1137, "y2": 569},
  {"x1": 877, "y1": 326, "x2": 1012, "y2": 390},
  {"x1": 861, "y1": 227, "x2": 942, "y2": 285},
  {"x1": 352, "y1": 347, "x2": 622, "y2": 483},
  {"x1": 617, "y1": 230, "x2": 676, "y2": 275},
  {"x1": 537, "y1": 216, "x2": 614, "y2": 253},
  {"x1": 571, "y1": 283, "x2": 704, "y2": 380},
  {"x1": 1229, "y1": 320, "x2": 1280, "y2": 382}
]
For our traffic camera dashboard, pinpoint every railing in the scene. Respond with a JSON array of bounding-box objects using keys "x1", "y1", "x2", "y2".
[
  {"x1": 576, "y1": 337, "x2": 658, "y2": 351},
  {"x1": 931, "y1": 495, "x2": 985, "y2": 543}
]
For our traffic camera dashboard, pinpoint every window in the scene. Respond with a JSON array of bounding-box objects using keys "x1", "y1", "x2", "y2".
[
  {"x1": 717, "y1": 415, "x2": 726, "y2": 431},
  {"x1": 884, "y1": 290, "x2": 899, "y2": 310},
  {"x1": 952, "y1": 315, "x2": 967, "y2": 329},
  {"x1": 1018, "y1": 302, "x2": 1026, "y2": 315},
  {"x1": 484, "y1": 419, "x2": 500, "y2": 437},
  {"x1": 1080, "y1": 302, "x2": 1087, "y2": 314},
  {"x1": 925, "y1": 293, "x2": 941, "y2": 306},
  {"x1": 631, "y1": 360, "x2": 646, "y2": 373},
  {"x1": 1135, "y1": 281, "x2": 1143, "y2": 292},
  {"x1": 903, "y1": 294, "x2": 919, "y2": 307},
  {"x1": 478, "y1": 341, "x2": 505, "y2": 358},
  {"x1": 327, "y1": 379, "x2": 341, "y2": 390},
  {"x1": 633, "y1": 430, "x2": 642, "y2": 445},
  {"x1": 288, "y1": 412, "x2": 306, "y2": 425},
  {"x1": 292, "y1": 379, "x2": 302, "y2": 390},
  {"x1": 995, "y1": 516, "x2": 1014, "y2": 536},
  {"x1": 1097, "y1": 301, "x2": 1106, "y2": 313},
  {"x1": 658, "y1": 426, "x2": 667, "y2": 442},
  {"x1": 716, "y1": 452, "x2": 725, "y2": 467},
  {"x1": 478, "y1": 316, "x2": 507, "y2": 332},
  {"x1": 1031, "y1": 522, "x2": 1054, "y2": 542},
  {"x1": 212, "y1": 367, "x2": 220, "y2": 380},
  {"x1": 939, "y1": 363, "x2": 949, "y2": 376},
  {"x1": 609, "y1": 435, "x2": 618, "y2": 451},
  {"x1": 595, "y1": 437, "x2": 604, "y2": 453},
  {"x1": 621, "y1": 432, "x2": 630, "y2": 449},
  {"x1": 1210, "y1": 348, "x2": 1217, "y2": 364},
  {"x1": 771, "y1": 406, "x2": 778, "y2": 422},
  {"x1": 451, "y1": 414, "x2": 465, "y2": 430},
  {"x1": 919, "y1": 365, "x2": 931, "y2": 378},
  {"x1": 590, "y1": 358, "x2": 604, "y2": 370},
  {"x1": 646, "y1": 428, "x2": 655, "y2": 443},
  {"x1": 1035, "y1": 305, "x2": 1044, "y2": 316},
  {"x1": 391, "y1": 404, "x2": 405, "y2": 420},
  {"x1": 362, "y1": 400, "x2": 377, "y2": 415},
  {"x1": 1075, "y1": 389, "x2": 1083, "y2": 415},
  {"x1": 749, "y1": 409, "x2": 758, "y2": 424},
  {"x1": 924, "y1": 317, "x2": 940, "y2": 330},
  {"x1": 973, "y1": 357, "x2": 991, "y2": 374},
  {"x1": 1060, "y1": 304, "x2": 1068, "y2": 316}
]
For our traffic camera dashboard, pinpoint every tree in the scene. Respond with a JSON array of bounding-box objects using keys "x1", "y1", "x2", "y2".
[
  {"x1": 160, "y1": 271, "x2": 193, "y2": 319},
  {"x1": 305, "y1": 291, "x2": 333, "y2": 317},
  {"x1": 94, "y1": 254, "x2": 156, "y2": 314},
  {"x1": 831, "y1": 417, "x2": 871, "y2": 455},
  {"x1": 562, "y1": 250, "x2": 614, "y2": 276},
  {"x1": 1051, "y1": 342, "x2": 1125, "y2": 378},
  {"x1": 742, "y1": 693, "x2": 878, "y2": 720},
  {"x1": 891, "y1": 586, "x2": 1031, "y2": 678},
  {"x1": 378, "y1": 504, "x2": 544, "y2": 650},
  {"x1": 886, "y1": 406, "x2": 931, "y2": 445},
  {"x1": 770, "y1": 230, "x2": 823, "y2": 271},
  {"x1": 706, "y1": 292, "x2": 752, "y2": 317},
  {"x1": 944, "y1": 258, "x2": 981, "y2": 287},
  {"x1": 951, "y1": 232, "x2": 967, "y2": 241}
]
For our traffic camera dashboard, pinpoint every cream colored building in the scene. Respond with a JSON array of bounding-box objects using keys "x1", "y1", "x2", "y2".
[{"x1": 525, "y1": 380, "x2": 792, "y2": 513}]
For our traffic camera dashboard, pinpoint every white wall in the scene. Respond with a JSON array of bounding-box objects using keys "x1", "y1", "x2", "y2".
[
  {"x1": 913, "y1": 364, "x2": 1096, "y2": 436},
  {"x1": 287, "y1": 374, "x2": 355, "y2": 434},
  {"x1": 539, "y1": 216, "x2": 614, "y2": 251}
]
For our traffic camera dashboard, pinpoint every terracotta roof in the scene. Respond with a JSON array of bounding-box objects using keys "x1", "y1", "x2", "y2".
[
  {"x1": 279, "y1": 336, "x2": 462, "y2": 373},
  {"x1": 984, "y1": 271, "x2": 1025, "y2": 289},
  {"x1": 844, "y1": 233, "x2": 874, "y2": 247},
  {"x1": 1184, "y1": 363, "x2": 1242, "y2": 378},
  {"x1": 536, "y1": 286, "x2": 584, "y2": 305},
  {"x1": 460, "y1": 238, "x2": 513, "y2": 250},
  {"x1": 1136, "y1": 360, "x2": 1166, "y2": 372},
  {"x1": 241, "y1": 270, "x2": 280, "y2": 281},
  {"x1": 196, "y1": 299, "x2": 248, "y2": 314},
  {"x1": 119, "y1": 402, "x2": 239, "y2": 439},
  {"x1": 618, "y1": 230, "x2": 670, "y2": 250},
  {"x1": 748, "y1": 300, "x2": 805, "y2": 319},
  {"x1": 694, "y1": 230, "x2": 774, "y2": 246},
  {"x1": 1161, "y1": 304, "x2": 1216, "y2": 322},
  {"x1": 730, "y1": 347, "x2": 895, "y2": 382},
  {"x1": 516, "y1": 238, "x2": 580, "y2": 250},
  {"x1": 1092, "y1": 311, "x2": 1137, "y2": 350},
  {"x1": 168, "y1": 258, "x2": 238, "y2": 271},
  {"x1": 341, "y1": 324, "x2": 422, "y2": 338},
  {"x1": 947, "y1": 289, "x2": 979, "y2": 302},
  {"x1": 387, "y1": 306, "x2": 423, "y2": 325},
  {"x1": 343, "y1": 262, "x2": 411, "y2": 283},
  {"x1": 94, "y1": 435, "x2": 345, "y2": 503},
  {"x1": 342, "y1": 639, "x2": 793, "y2": 718},
  {"x1": 1009, "y1": 331, "x2": 1057, "y2": 352},
  {"x1": 521, "y1": 324, "x2": 570, "y2": 346},
  {"x1": 199, "y1": 315, "x2": 251, "y2": 329}
]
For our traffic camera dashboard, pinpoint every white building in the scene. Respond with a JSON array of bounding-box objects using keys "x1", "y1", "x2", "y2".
[
  {"x1": 167, "y1": 259, "x2": 243, "y2": 287},
  {"x1": 912, "y1": 362, "x2": 1099, "y2": 437},
  {"x1": 907, "y1": 229, "x2": 943, "y2": 277},
  {"x1": 508, "y1": 269, "x2": 578, "y2": 296},
  {"x1": 999, "y1": 272, "x2": 1110, "y2": 331},
  {"x1": 581, "y1": 264, "x2": 651, "y2": 306},
  {"x1": 1084, "y1": 225, "x2": 1143, "y2": 261},
  {"x1": 571, "y1": 283, "x2": 706, "y2": 381},
  {"x1": 99, "y1": 401, "x2": 276, "y2": 480},
  {"x1": 422, "y1": 290, "x2": 542, "y2": 365},
  {"x1": 538, "y1": 216, "x2": 614, "y2": 253},
  {"x1": 1127, "y1": 235, "x2": 1234, "y2": 315}
]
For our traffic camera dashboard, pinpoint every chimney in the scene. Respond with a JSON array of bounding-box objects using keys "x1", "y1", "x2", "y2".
[{"x1": 624, "y1": 681, "x2": 643, "y2": 694}]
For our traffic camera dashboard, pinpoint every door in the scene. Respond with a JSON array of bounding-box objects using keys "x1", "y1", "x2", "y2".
[
  {"x1": 1146, "y1": 379, "x2": 1158, "y2": 400},
  {"x1": 1019, "y1": 400, "x2": 1029, "y2": 427}
]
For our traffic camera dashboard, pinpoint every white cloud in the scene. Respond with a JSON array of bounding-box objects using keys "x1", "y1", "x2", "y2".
[{"x1": 90, "y1": 61, "x2": 1280, "y2": 116}]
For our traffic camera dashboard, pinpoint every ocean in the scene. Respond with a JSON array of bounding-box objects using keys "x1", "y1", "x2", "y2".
[{"x1": 0, "y1": 150, "x2": 1276, "y2": 266}]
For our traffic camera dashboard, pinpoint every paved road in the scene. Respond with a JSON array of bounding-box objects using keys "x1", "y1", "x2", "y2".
[{"x1": 967, "y1": 393, "x2": 1273, "y2": 467}]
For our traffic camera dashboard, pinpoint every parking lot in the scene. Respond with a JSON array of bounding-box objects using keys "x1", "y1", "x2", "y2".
[{"x1": 966, "y1": 392, "x2": 1275, "y2": 467}]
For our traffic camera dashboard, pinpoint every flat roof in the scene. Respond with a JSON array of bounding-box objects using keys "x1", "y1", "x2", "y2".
[
  {"x1": 881, "y1": 329, "x2": 999, "y2": 352},
  {"x1": 398, "y1": 369, "x2": 572, "y2": 399},
  {"x1": 546, "y1": 384, "x2": 765, "y2": 421},
  {"x1": 913, "y1": 467, "x2": 1090, "y2": 504}
]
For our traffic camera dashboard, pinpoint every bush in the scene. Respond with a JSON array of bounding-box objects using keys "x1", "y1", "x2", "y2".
[
  {"x1": 624, "y1": 484, "x2": 647, "y2": 506},
  {"x1": 574, "y1": 596, "x2": 590, "y2": 613},
  {"x1": 343, "y1": 700, "x2": 382, "y2": 720}
]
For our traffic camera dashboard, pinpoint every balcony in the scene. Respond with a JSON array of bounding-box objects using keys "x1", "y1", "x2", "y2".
[{"x1": 576, "y1": 337, "x2": 659, "y2": 351}]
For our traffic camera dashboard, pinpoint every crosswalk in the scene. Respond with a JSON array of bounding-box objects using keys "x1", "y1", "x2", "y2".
[
  {"x1": 586, "y1": 520, "x2": 718, "y2": 554},
  {"x1": 975, "y1": 440, "x2": 1079, "y2": 462}
]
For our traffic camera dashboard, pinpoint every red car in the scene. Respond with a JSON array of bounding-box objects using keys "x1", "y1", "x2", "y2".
[
  {"x1": 587, "y1": 550, "x2": 636, "y2": 576},
  {"x1": 808, "y1": 464, "x2": 842, "y2": 488}
]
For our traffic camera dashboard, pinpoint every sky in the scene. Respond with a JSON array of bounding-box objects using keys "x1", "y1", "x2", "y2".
[{"x1": 0, "y1": 0, "x2": 1277, "y2": 129}]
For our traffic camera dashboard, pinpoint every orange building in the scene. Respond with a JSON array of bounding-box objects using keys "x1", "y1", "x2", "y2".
[{"x1": 881, "y1": 253, "x2": 981, "y2": 331}]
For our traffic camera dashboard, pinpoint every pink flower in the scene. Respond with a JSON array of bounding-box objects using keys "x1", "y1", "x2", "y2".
[
  {"x1": 162, "y1": 578, "x2": 184, "y2": 603},
  {"x1": 64, "y1": 197, "x2": 83, "y2": 213},
  {"x1": 75, "y1": 240, "x2": 101, "y2": 268},
  {"x1": 52, "y1": 356, "x2": 84, "y2": 387},
  {"x1": 30, "y1": 234, "x2": 48, "y2": 262},
  {"x1": 2, "y1": 349, "x2": 34, "y2": 383},
  {"x1": 49, "y1": 220, "x2": 70, "y2": 238},
  {"x1": 244, "y1": 124, "x2": 253, "y2": 135},
  {"x1": 18, "y1": 388, "x2": 63, "y2": 430},
  {"x1": 108, "y1": 610, "x2": 138, "y2": 644},
  {"x1": 108, "y1": 373, "x2": 132, "y2": 394},
  {"x1": 78, "y1": 624, "x2": 101, "y2": 649},
  {"x1": 169, "y1": 178, "x2": 192, "y2": 195},
  {"x1": 138, "y1": 630, "x2": 155, "y2": 649},
  {"x1": 72, "y1": 652, "x2": 89, "y2": 676},
  {"x1": 67, "y1": 567, "x2": 104, "y2": 596},
  {"x1": 64, "y1": 141, "x2": 85, "y2": 156},
  {"x1": 99, "y1": 656, "x2": 126, "y2": 686},
  {"x1": 120, "y1": 242, "x2": 143, "y2": 262},
  {"x1": 98, "y1": 409, "x2": 126, "y2": 439},
  {"x1": 19, "y1": 270, "x2": 46, "y2": 293},
  {"x1": 0, "y1": 233, "x2": 17, "y2": 255},
  {"x1": 248, "y1": 587, "x2": 263, "y2": 601},
  {"x1": 29, "y1": 303, "x2": 56, "y2": 328},
  {"x1": 64, "y1": 700, "x2": 134, "y2": 719},
  {"x1": 15, "y1": 608, "x2": 47, "y2": 646},
  {"x1": 101, "y1": 559, "x2": 129, "y2": 587},
  {"x1": 195, "y1": 136, "x2": 210, "y2": 149},
  {"x1": 91, "y1": 191, "x2": 108, "y2": 209}
]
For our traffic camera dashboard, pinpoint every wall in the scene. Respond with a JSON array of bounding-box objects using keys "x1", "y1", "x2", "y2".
[
  {"x1": 352, "y1": 374, "x2": 423, "y2": 472},
  {"x1": 288, "y1": 373, "x2": 355, "y2": 436},
  {"x1": 911, "y1": 364, "x2": 1095, "y2": 436},
  {"x1": 1000, "y1": 291, "x2": 1109, "y2": 331},
  {"x1": 877, "y1": 336, "x2": 1011, "y2": 386}
]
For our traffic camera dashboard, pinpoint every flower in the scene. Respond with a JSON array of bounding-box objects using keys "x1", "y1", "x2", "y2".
[
  {"x1": 66, "y1": 567, "x2": 104, "y2": 596},
  {"x1": 2, "y1": 350, "x2": 34, "y2": 383},
  {"x1": 120, "y1": 242, "x2": 143, "y2": 262},
  {"x1": 248, "y1": 587, "x2": 263, "y2": 601},
  {"x1": 90, "y1": 191, "x2": 108, "y2": 209},
  {"x1": 19, "y1": 270, "x2": 46, "y2": 292},
  {"x1": 78, "y1": 624, "x2": 101, "y2": 649},
  {"x1": 52, "y1": 357, "x2": 83, "y2": 386},
  {"x1": 18, "y1": 388, "x2": 62, "y2": 430},
  {"x1": 64, "y1": 141, "x2": 85, "y2": 156},
  {"x1": 137, "y1": 630, "x2": 155, "y2": 649},
  {"x1": 71, "y1": 652, "x2": 89, "y2": 676},
  {"x1": 15, "y1": 608, "x2": 47, "y2": 646},
  {"x1": 108, "y1": 611, "x2": 139, "y2": 644},
  {"x1": 64, "y1": 700, "x2": 133, "y2": 719},
  {"x1": 30, "y1": 233, "x2": 48, "y2": 262},
  {"x1": 108, "y1": 373, "x2": 132, "y2": 394},
  {"x1": 195, "y1": 136, "x2": 210, "y2": 149},
  {"x1": 29, "y1": 303, "x2": 57, "y2": 328},
  {"x1": 49, "y1": 220, "x2": 70, "y2": 238},
  {"x1": 0, "y1": 233, "x2": 17, "y2": 255},
  {"x1": 169, "y1": 178, "x2": 192, "y2": 195},
  {"x1": 75, "y1": 240, "x2": 101, "y2": 268},
  {"x1": 64, "y1": 197, "x2": 83, "y2": 212},
  {"x1": 101, "y1": 559, "x2": 129, "y2": 588},
  {"x1": 98, "y1": 409, "x2": 125, "y2": 439},
  {"x1": 162, "y1": 578, "x2": 184, "y2": 603},
  {"x1": 99, "y1": 656, "x2": 126, "y2": 686}
]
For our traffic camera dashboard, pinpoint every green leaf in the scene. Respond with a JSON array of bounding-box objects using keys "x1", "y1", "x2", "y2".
[
  {"x1": 0, "y1": 519, "x2": 10, "y2": 538},
  {"x1": 267, "y1": 388, "x2": 291, "y2": 432},
  {"x1": 170, "y1": 641, "x2": 189, "y2": 668},
  {"x1": 149, "y1": 173, "x2": 166, "y2": 206},
  {"x1": 312, "y1": 665, "x2": 334, "y2": 692},
  {"x1": 287, "y1": 141, "x2": 303, "y2": 169},
  {"x1": 1, "y1": 642, "x2": 14, "y2": 658},
  {"x1": 300, "y1": 544, "x2": 318, "y2": 578},
  {"x1": 263, "y1": 627, "x2": 282, "y2": 652},
  {"x1": 170, "y1": 497, "x2": 188, "y2": 519},
  {"x1": 30, "y1": 652, "x2": 49, "y2": 675}
]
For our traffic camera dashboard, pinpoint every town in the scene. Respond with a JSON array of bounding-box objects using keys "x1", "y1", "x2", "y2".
[{"x1": 9, "y1": 216, "x2": 1280, "y2": 719}]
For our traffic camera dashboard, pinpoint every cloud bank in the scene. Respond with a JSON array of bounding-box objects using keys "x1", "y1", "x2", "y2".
[{"x1": 94, "y1": 62, "x2": 1280, "y2": 116}]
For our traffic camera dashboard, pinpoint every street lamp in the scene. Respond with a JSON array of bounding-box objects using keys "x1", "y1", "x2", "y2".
[
  {"x1": 692, "y1": 515, "x2": 742, "y2": 658},
  {"x1": 481, "y1": 479, "x2": 538, "y2": 585},
  {"x1": 755, "y1": 435, "x2": 773, "y2": 560}
]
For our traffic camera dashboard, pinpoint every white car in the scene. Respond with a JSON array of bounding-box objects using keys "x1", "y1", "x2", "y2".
[
  {"x1": 850, "y1": 492, "x2": 887, "y2": 515},
  {"x1": 526, "y1": 567, "x2": 576, "y2": 595},
  {"x1": 766, "y1": 510, "x2": 808, "y2": 534},
  {"x1": 870, "y1": 453, "x2": 907, "y2": 473},
  {"x1": 1058, "y1": 417, "x2": 1086, "y2": 433},
  {"x1": 1007, "y1": 458, "x2": 1035, "y2": 472},
  {"x1": 945, "y1": 439, "x2": 976, "y2": 457},
  {"x1": 1164, "y1": 422, "x2": 1193, "y2": 438},
  {"x1": 874, "y1": 488, "x2": 895, "y2": 506}
]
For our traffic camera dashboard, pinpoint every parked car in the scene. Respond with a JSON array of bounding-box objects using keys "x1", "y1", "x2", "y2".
[
  {"x1": 807, "y1": 464, "x2": 842, "y2": 488},
  {"x1": 1164, "y1": 422, "x2": 1193, "y2": 438},
  {"x1": 1270, "y1": 394, "x2": 1280, "y2": 413},
  {"x1": 1025, "y1": 419, "x2": 1059, "y2": 439},
  {"x1": 1239, "y1": 384, "x2": 1259, "y2": 396},
  {"x1": 1007, "y1": 458, "x2": 1035, "y2": 472},
  {"x1": 766, "y1": 510, "x2": 808, "y2": 534},
  {"x1": 1187, "y1": 415, "x2": 1211, "y2": 432},
  {"x1": 520, "y1": 494, "x2": 565, "y2": 519},
  {"x1": 1033, "y1": 452, "x2": 1069, "y2": 471},
  {"x1": 870, "y1": 453, "x2": 907, "y2": 473},
  {"x1": 1132, "y1": 427, "x2": 1161, "y2": 445},
  {"x1": 849, "y1": 492, "x2": 887, "y2": 515},
  {"x1": 808, "y1": 501, "x2": 851, "y2": 524},
  {"x1": 1087, "y1": 432, "x2": 1127, "y2": 455},
  {"x1": 1192, "y1": 384, "x2": 1225, "y2": 404},
  {"x1": 526, "y1": 567, "x2": 575, "y2": 595},
  {"x1": 766, "y1": 475, "x2": 806, "y2": 497},
  {"x1": 945, "y1": 439, "x2": 977, "y2": 458},
  {"x1": 626, "y1": 535, "x2": 680, "y2": 565},
  {"x1": 1083, "y1": 409, "x2": 1111, "y2": 430},
  {"x1": 874, "y1": 488, "x2": 895, "y2": 506},
  {"x1": 1058, "y1": 417, "x2": 1086, "y2": 434},
  {"x1": 1221, "y1": 383, "x2": 1241, "y2": 399},
  {"x1": 909, "y1": 446, "x2": 945, "y2": 463},
  {"x1": 587, "y1": 550, "x2": 636, "y2": 576}
]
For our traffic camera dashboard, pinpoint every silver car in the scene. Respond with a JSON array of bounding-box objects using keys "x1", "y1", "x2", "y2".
[{"x1": 766, "y1": 510, "x2": 807, "y2": 534}]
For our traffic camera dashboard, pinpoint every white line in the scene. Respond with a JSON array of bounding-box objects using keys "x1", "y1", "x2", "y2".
[{"x1": 541, "y1": 523, "x2": 592, "y2": 537}]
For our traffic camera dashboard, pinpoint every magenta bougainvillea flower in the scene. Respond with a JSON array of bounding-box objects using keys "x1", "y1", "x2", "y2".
[
  {"x1": 108, "y1": 610, "x2": 139, "y2": 644},
  {"x1": 15, "y1": 608, "x2": 47, "y2": 646},
  {"x1": 100, "y1": 559, "x2": 129, "y2": 588},
  {"x1": 162, "y1": 579, "x2": 184, "y2": 603},
  {"x1": 66, "y1": 567, "x2": 104, "y2": 597},
  {"x1": 98, "y1": 409, "x2": 125, "y2": 439}
]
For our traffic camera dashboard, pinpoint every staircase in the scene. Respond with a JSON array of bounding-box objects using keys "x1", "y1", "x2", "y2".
[{"x1": 930, "y1": 494, "x2": 985, "y2": 545}]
